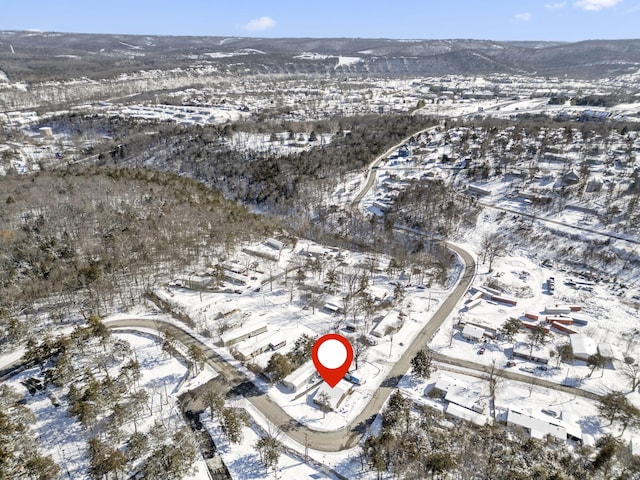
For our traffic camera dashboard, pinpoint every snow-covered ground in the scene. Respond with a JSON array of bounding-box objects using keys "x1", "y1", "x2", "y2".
[
  {"x1": 398, "y1": 367, "x2": 604, "y2": 446},
  {"x1": 4, "y1": 332, "x2": 211, "y2": 479},
  {"x1": 204, "y1": 405, "x2": 346, "y2": 480},
  {"x1": 157, "y1": 240, "x2": 450, "y2": 432}
]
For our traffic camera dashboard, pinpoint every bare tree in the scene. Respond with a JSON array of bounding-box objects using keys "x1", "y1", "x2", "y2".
[
  {"x1": 621, "y1": 359, "x2": 640, "y2": 392},
  {"x1": 587, "y1": 352, "x2": 607, "y2": 378},
  {"x1": 527, "y1": 324, "x2": 549, "y2": 357},
  {"x1": 556, "y1": 343, "x2": 573, "y2": 367},
  {"x1": 255, "y1": 425, "x2": 282, "y2": 478},
  {"x1": 315, "y1": 392, "x2": 332, "y2": 418},
  {"x1": 480, "y1": 232, "x2": 507, "y2": 273},
  {"x1": 188, "y1": 344, "x2": 207, "y2": 375}
]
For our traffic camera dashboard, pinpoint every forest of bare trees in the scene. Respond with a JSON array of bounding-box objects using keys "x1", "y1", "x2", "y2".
[{"x1": 0, "y1": 167, "x2": 274, "y2": 351}]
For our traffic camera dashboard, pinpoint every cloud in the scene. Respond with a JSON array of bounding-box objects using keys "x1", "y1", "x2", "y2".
[
  {"x1": 545, "y1": 2, "x2": 567, "y2": 8},
  {"x1": 573, "y1": 0, "x2": 623, "y2": 11},
  {"x1": 243, "y1": 16, "x2": 276, "y2": 32},
  {"x1": 515, "y1": 12, "x2": 532, "y2": 21}
]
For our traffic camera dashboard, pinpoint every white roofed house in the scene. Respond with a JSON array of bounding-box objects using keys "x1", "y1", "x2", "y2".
[
  {"x1": 371, "y1": 310, "x2": 403, "y2": 338},
  {"x1": 304, "y1": 244, "x2": 328, "y2": 258},
  {"x1": 313, "y1": 381, "x2": 351, "y2": 411},
  {"x1": 428, "y1": 374, "x2": 490, "y2": 426},
  {"x1": 223, "y1": 270, "x2": 247, "y2": 286},
  {"x1": 513, "y1": 342, "x2": 550, "y2": 364},
  {"x1": 234, "y1": 331, "x2": 287, "y2": 361},
  {"x1": 461, "y1": 324, "x2": 485, "y2": 342},
  {"x1": 281, "y1": 361, "x2": 317, "y2": 393},
  {"x1": 444, "y1": 386, "x2": 487, "y2": 414},
  {"x1": 445, "y1": 402, "x2": 489, "y2": 426},
  {"x1": 430, "y1": 375, "x2": 460, "y2": 397},
  {"x1": 507, "y1": 408, "x2": 567, "y2": 442},
  {"x1": 597, "y1": 342, "x2": 615, "y2": 363},
  {"x1": 219, "y1": 321, "x2": 268, "y2": 347},
  {"x1": 570, "y1": 334, "x2": 597, "y2": 362}
]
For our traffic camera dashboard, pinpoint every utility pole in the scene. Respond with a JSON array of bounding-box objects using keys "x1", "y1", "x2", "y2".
[{"x1": 304, "y1": 433, "x2": 309, "y2": 463}]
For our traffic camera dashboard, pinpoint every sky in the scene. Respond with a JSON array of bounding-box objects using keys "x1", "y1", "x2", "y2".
[{"x1": 2, "y1": 0, "x2": 640, "y2": 42}]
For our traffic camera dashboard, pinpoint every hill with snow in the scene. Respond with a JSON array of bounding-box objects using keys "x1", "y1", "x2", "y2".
[{"x1": 1, "y1": 31, "x2": 640, "y2": 81}]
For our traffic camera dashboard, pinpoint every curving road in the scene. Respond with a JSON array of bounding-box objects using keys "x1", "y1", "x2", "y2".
[
  {"x1": 105, "y1": 143, "x2": 479, "y2": 452},
  {"x1": 106, "y1": 243, "x2": 475, "y2": 452},
  {"x1": 104, "y1": 121, "x2": 483, "y2": 451},
  {"x1": 351, "y1": 127, "x2": 432, "y2": 211},
  {"x1": 104, "y1": 111, "x2": 601, "y2": 452}
]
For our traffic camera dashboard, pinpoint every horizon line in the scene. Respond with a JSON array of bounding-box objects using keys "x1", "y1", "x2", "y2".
[{"x1": 3, "y1": 29, "x2": 640, "y2": 44}]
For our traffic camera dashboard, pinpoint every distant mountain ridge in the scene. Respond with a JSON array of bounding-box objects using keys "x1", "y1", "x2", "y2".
[{"x1": 0, "y1": 31, "x2": 639, "y2": 81}]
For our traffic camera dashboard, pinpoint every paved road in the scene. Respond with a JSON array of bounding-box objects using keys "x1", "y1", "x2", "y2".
[
  {"x1": 350, "y1": 127, "x2": 434, "y2": 210},
  {"x1": 478, "y1": 200, "x2": 640, "y2": 246},
  {"x1": 432, "y1": 352, "x2": 601, "y2": 401},
  {"x1": 105, "y1": 161, "x2": 479, "y2": 452},
  {"x1": 351, "y1": 99, "x2": 520, "y2": 211},
  {"x1": 104, "y1": 107, "x2": 602, "y2": 451},
  {"x1": 105, "y1": 246, "x2": 475, "y2": 452},
  {"x1": 101, "y1": 117, "x2": 527, "y2": 451}
]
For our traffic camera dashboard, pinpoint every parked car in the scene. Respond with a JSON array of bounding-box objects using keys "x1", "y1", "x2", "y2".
[
  {"x1": 478, "y1": 347, "x2": 486, "y2": 355},
  {"x1": 505, "y1": 361, "x2": 517, "y2": 368}
]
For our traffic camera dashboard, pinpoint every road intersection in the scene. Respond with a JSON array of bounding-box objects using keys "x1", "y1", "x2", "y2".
[{"x1": 106, "y1": 122, "x2": 601, "y2": 451}]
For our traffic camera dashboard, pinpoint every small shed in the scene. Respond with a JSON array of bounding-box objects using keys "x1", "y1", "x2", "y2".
[
  {"x1": 597, "y1": 342, "x2": 615, "y2": 361},
  {"x1": 461, "y1": 324, "x2": 485, "y2": 342},
  {"x1": 264, "y1": 238, "x2": 284, "y2": 251},
  {"x1": 545, "y1": 305, "x2": 572, "y2": 315},
  {"x1": 323, "y1": 302, "x2": 342, "y2": 315},
  {"x1": 39, "y1": 127, "x2": 53, "y2": 138},
  {"x1": 562, "y1": 169, "x2": 580, "y2": 185},
  {"x1": 465, "y1": 299, "x2": 482, "y2": 310}
]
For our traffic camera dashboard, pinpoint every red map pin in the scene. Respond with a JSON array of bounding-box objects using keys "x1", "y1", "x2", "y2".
[{"x1": 312, "y1": 334, "x2": 353, "y2": 388}]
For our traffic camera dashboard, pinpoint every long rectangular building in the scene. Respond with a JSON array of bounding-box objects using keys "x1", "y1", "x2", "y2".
[
  {"x1": 282, "y1": 361, "x2": 317, "y2": 393},
  {"x1": 220, "y1": 321, "x2": 268, "y2": 347}
]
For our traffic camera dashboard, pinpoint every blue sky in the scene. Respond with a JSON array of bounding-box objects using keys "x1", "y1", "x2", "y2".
[{"x1": 3, "y1": 0, "x2": 639, "y2": 41}]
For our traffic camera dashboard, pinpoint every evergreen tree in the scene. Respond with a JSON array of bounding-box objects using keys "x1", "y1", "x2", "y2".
[{"x1": 410, "y1": 348, "x2": 433, "y2": 378}]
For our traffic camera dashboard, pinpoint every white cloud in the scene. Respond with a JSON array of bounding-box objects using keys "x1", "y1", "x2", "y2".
[
  {"x1": 573, "y1": 0, "x2": 623, "y2": 11},
  {"x1": 545, "y1": 2, "x2": 567, "y2": 9},
  {"x1": 515, "y1": 12, "x2": 532, "y2": 21},
  {"x1": 243, "y1": 16, "x2": 276, "y2": 32}
]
